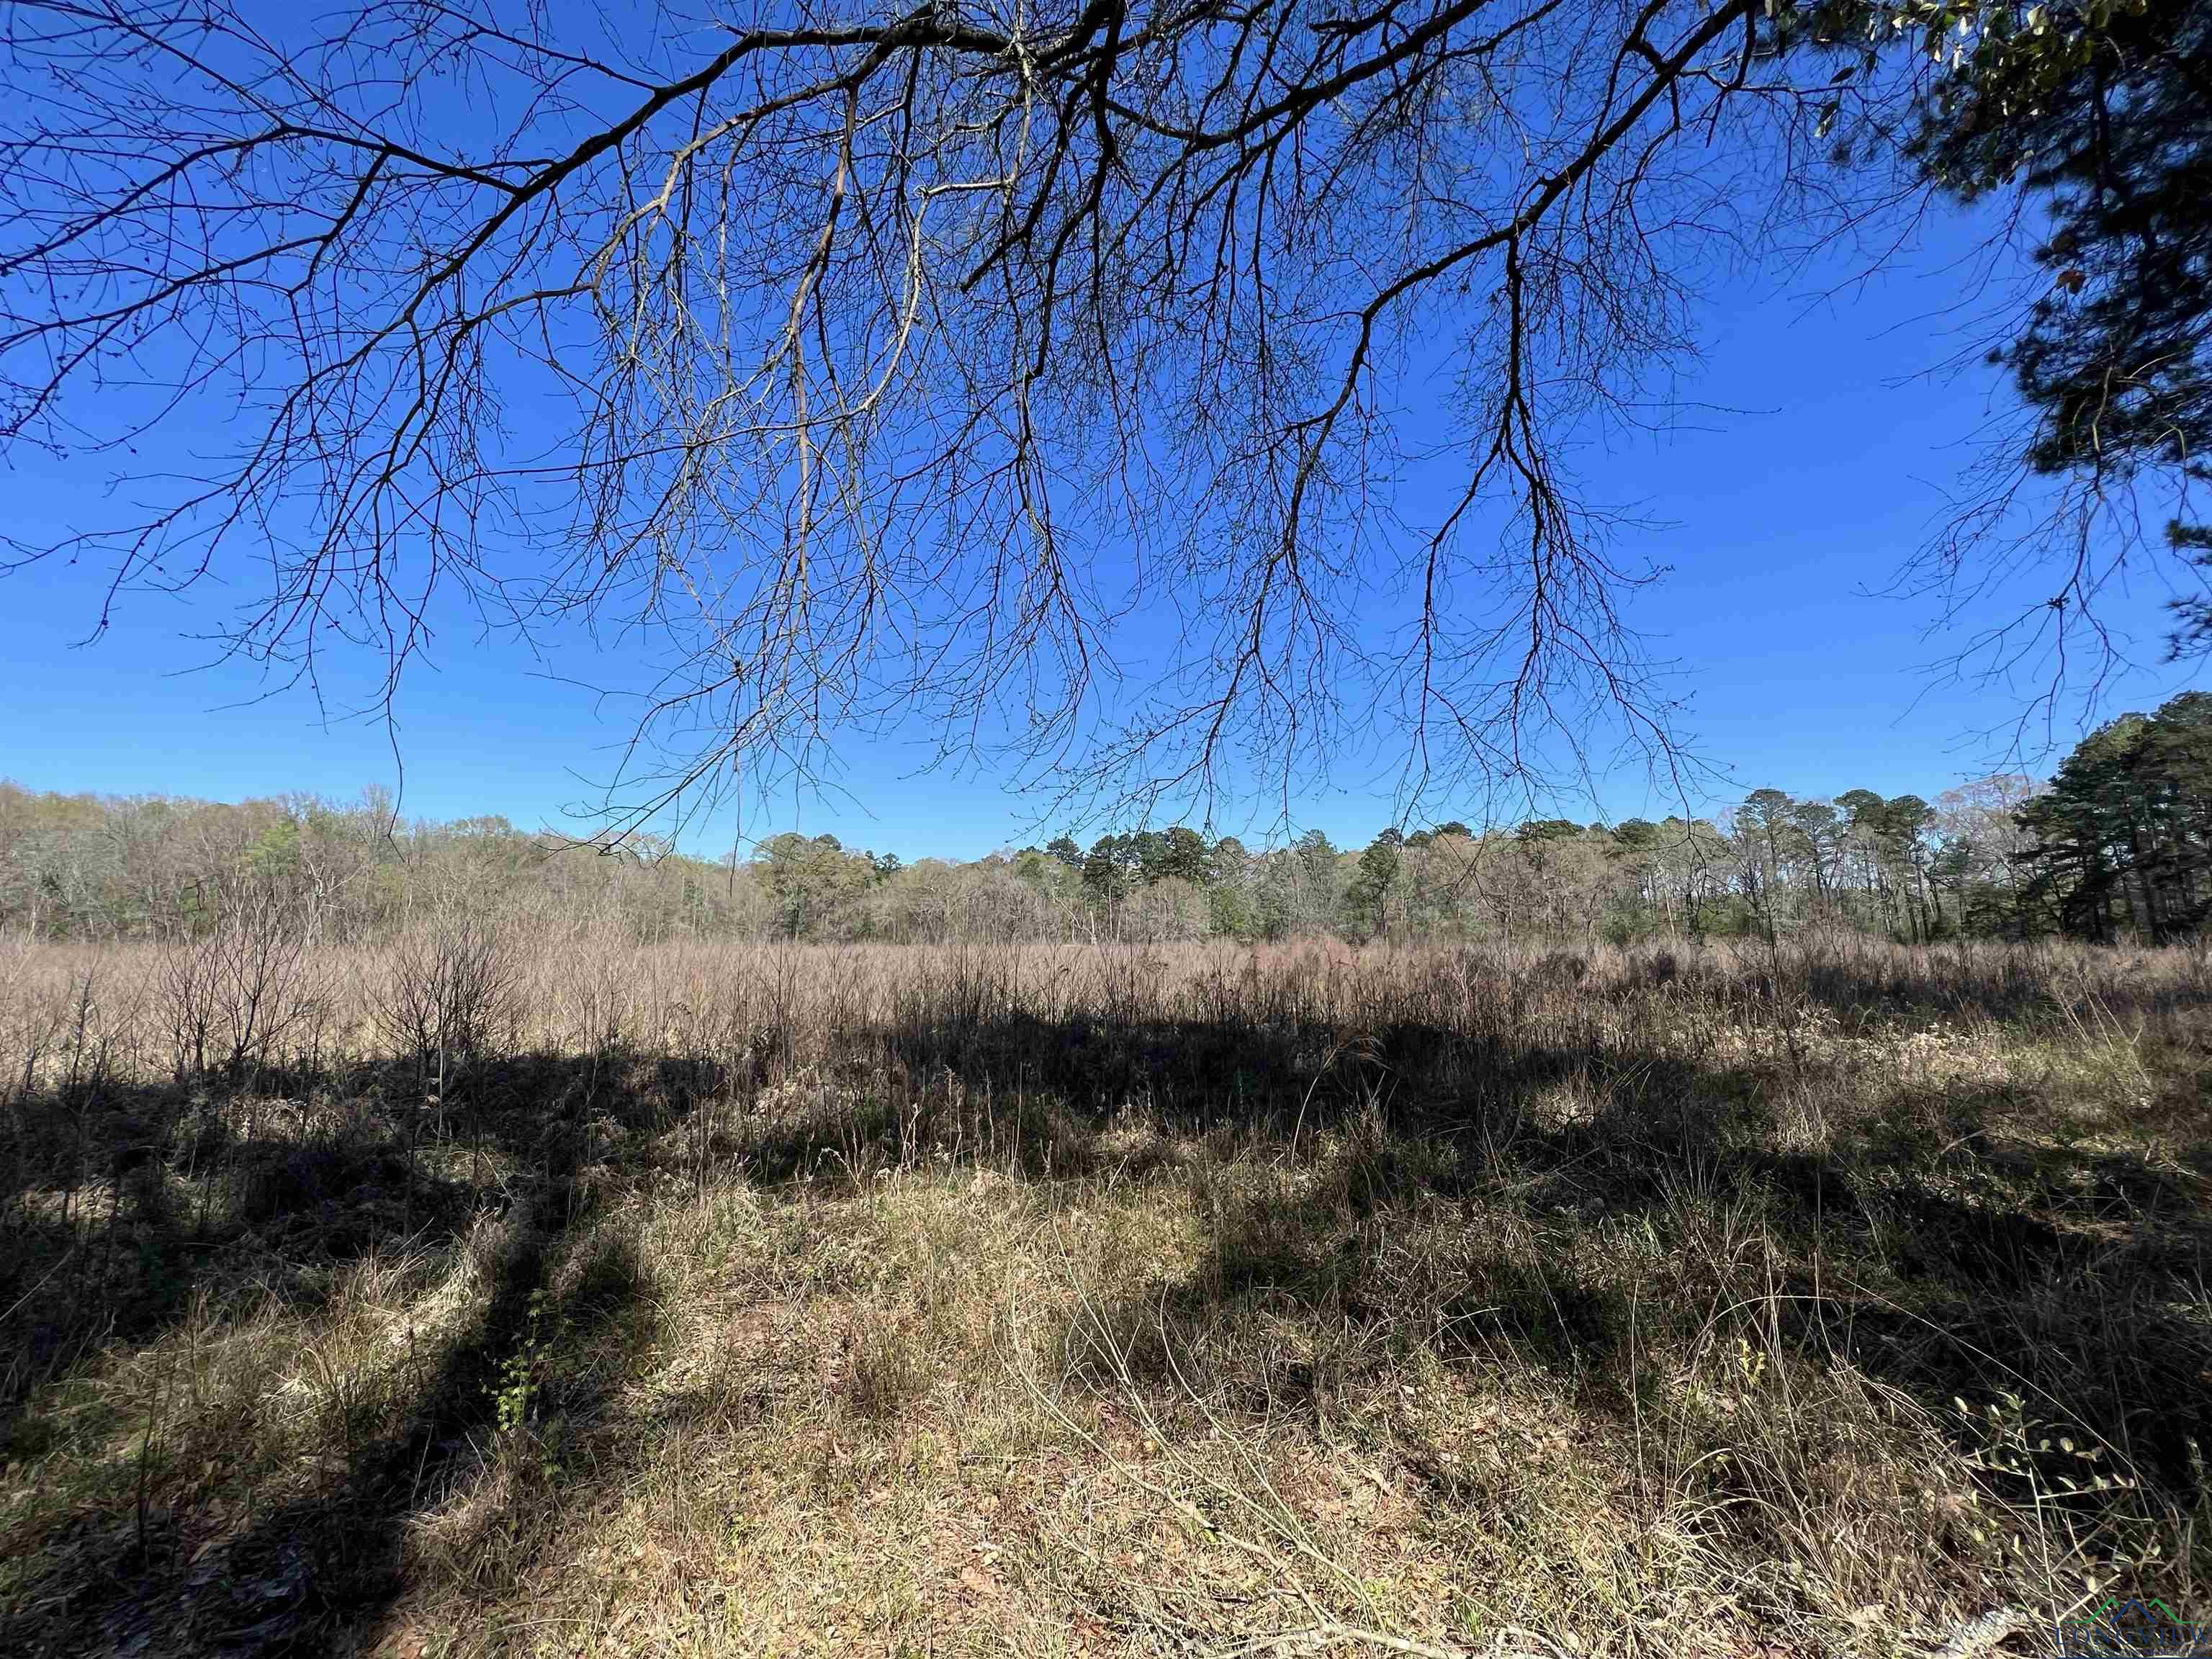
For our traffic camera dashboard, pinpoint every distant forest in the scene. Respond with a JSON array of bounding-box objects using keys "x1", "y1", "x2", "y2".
[{"x1": 6, "y1": 693, "x2": 2211, "y2": 947}]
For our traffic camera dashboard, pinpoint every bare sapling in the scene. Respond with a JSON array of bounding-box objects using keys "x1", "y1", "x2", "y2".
[
  {"x1": 158, "y1": 881, "x2": 320, "y2": 1089},
  {"x1": 374, "y1": 904, "x2": 520, "y2": 1125}
]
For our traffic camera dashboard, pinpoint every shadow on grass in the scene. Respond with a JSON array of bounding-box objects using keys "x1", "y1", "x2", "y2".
[
  {"x1": 900, "y1": 1013, "x2": 2212, "y2": 1509},
  {"x1": 2, "y1": 995, "x2": 2208, "y2": 1653},
  {"x1": 0, "y1": 1051, "x2": 691, "y2": 1655}
]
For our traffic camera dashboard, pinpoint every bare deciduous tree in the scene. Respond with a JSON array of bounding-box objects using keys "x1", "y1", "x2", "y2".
[{"x1": 0, "y1": 0, "x2": 2013, "y2": 827}]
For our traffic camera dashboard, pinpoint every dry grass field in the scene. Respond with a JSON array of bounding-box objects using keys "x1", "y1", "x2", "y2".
[{"x1": 1, "y1": 927, "x2": 2207, "y2": 1657}]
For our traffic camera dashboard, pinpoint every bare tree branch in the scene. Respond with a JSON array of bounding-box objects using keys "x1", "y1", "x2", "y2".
[{"x1": 0, "y1": 0, "x2": 1948, "y2": 840}]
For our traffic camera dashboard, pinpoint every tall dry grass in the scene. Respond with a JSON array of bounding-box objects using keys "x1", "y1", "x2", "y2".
[{"x1": 1, "y1": 923, "x2": 2207, "y2": 1655}]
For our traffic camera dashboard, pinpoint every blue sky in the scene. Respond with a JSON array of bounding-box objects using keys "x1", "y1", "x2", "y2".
[{"x1": 1, "y1": 202, "x2": 2197, "y2": 860}]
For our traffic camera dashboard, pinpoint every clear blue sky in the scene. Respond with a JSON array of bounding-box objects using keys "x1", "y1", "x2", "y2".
[{"x1": 1, "y1": 204, "x2": 2196, "y2": 859}]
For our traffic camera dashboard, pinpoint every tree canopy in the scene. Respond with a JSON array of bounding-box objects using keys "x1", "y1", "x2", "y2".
[
  {"x1": 1904, "y1": 0, "x2": 2212, "y2": 677},
  {"x1": 2018, "y1": 691, "x2": 2212, "y2": 941},
  {"x1": 1, "y1": 0, "x2": 2204, "y2": 828}
]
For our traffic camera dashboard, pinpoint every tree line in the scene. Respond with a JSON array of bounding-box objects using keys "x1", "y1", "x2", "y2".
[{"x1": 4, "y1": 694, "x2": 2208, "y2": 947}]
